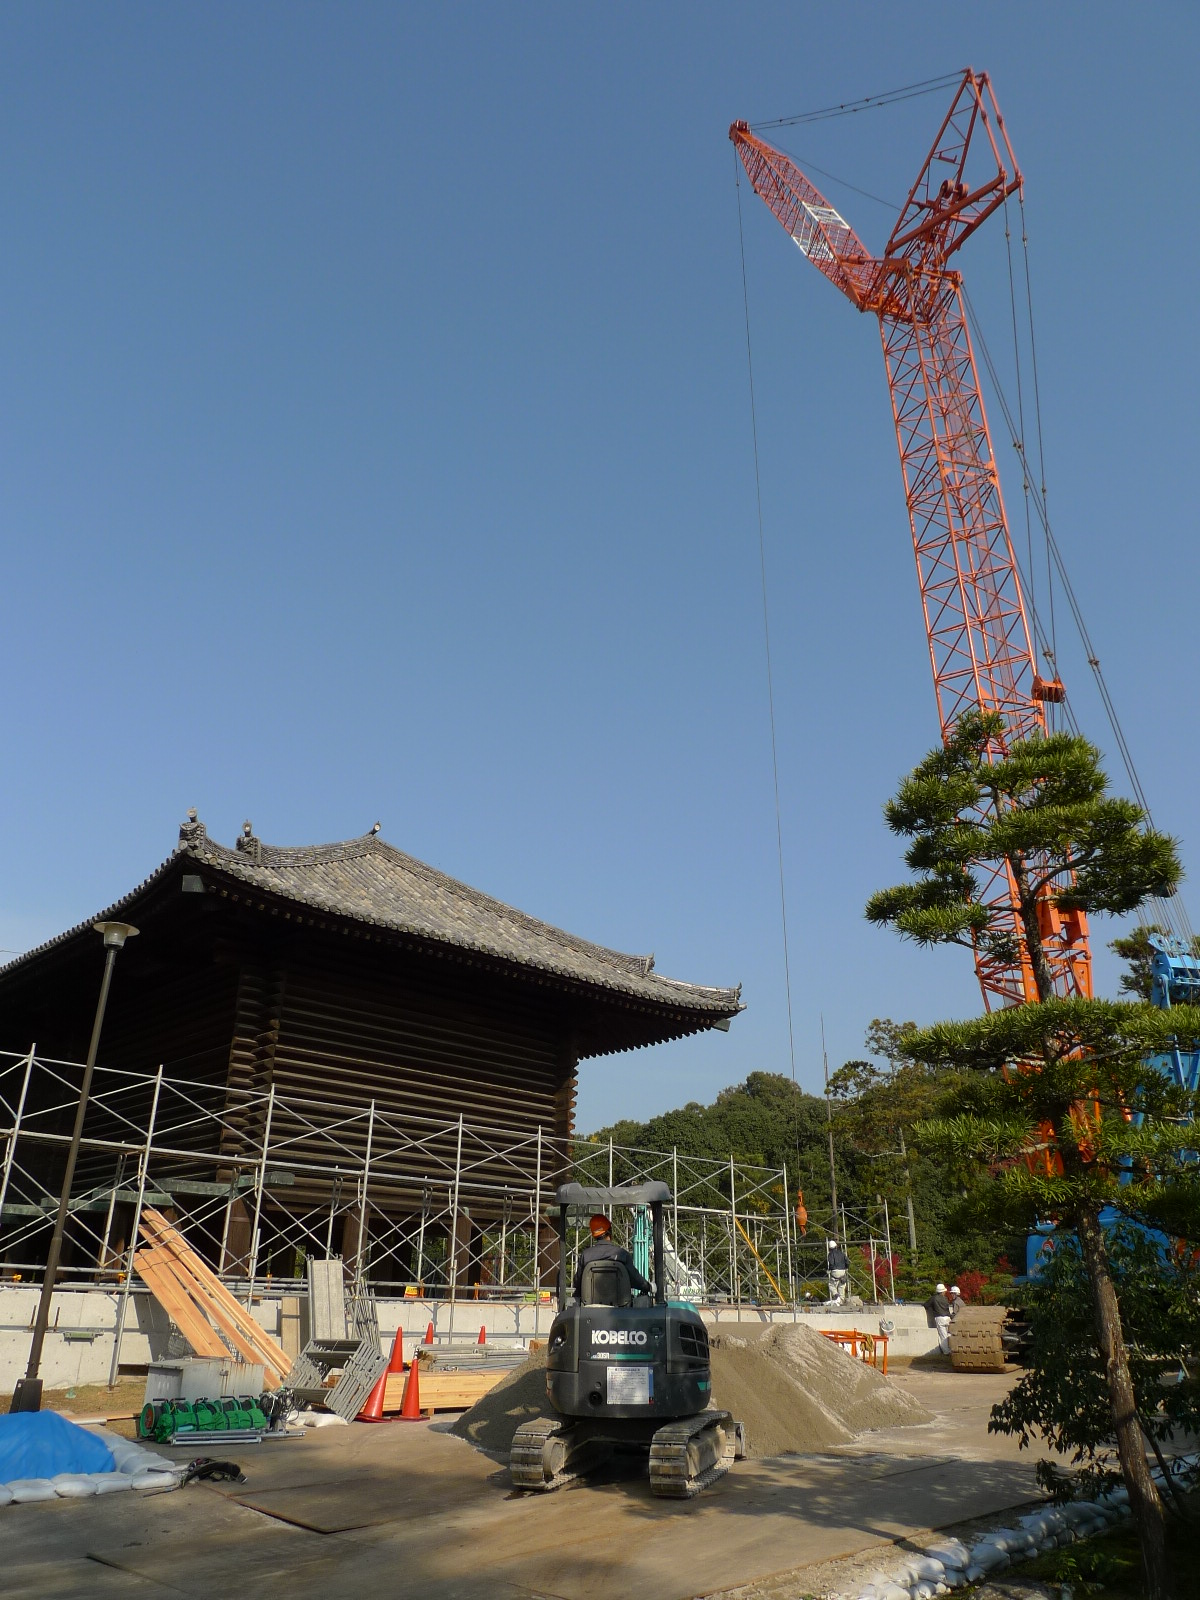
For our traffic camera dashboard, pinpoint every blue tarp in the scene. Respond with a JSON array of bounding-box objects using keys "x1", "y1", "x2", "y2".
[{"x1": 0, "y1": 1412, "x2": 114, "y2": 1484}]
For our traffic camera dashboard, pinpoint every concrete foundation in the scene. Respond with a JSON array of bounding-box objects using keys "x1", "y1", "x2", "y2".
[{"x1": 0, "y1": 1284, "x2": 940, "y2": 1389}]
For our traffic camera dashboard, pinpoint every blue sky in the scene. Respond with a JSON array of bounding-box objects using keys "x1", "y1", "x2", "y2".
[{"x1": 2, "y1": 4, "x2": 1196, "y2": 1132}]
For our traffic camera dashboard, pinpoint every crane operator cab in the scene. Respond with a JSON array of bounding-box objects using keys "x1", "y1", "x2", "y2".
[{"x1": 509, "y1": 1181, "x2": 745, "y2": 1497}]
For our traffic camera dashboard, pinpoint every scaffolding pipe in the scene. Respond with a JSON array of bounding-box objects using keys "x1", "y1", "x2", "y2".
[
  {"x1": 107, "y1": 1065, "x2": 163, "y2": 1388},
  {"x1": 783, "y1": 1160, "x2": 795, "y2": 1319},
  {"x1": 0, "y1": 1046, "x2": 35, "y2": 1222},
  {"x1": 245, "y1": 1083, "x2": 277, "y2": 1307},
  {"x1": 446, "y1": 1112, "x2": 464, "y2": 1346},
  {"x1": 354, "y1": 1100, "x2": 376, "y2": 1278},
  {"x1": 533, "y1": 1125, "x2": 543, "y2": 1293}
]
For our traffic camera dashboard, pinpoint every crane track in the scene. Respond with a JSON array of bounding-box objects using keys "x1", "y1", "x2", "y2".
[
  {"x1": 510, "y1": 1417, "x2": 603, "y2": 1492},
  {"x1": 648, "y1": 1411, "x2": 743, "y2": 1499},
  {"x1": 510, "y1": 1411, "x2": 745, "y2": 1497}
]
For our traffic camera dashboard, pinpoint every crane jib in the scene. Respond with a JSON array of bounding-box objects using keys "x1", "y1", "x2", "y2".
[{"x1": 732, "y1": 72, "x2": 1091, "y2": 1010}]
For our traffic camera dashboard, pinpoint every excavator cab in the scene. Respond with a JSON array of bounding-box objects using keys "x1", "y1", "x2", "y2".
[{"x1": 509, "y1": 1181, "x2": 745, "y2": 1497}]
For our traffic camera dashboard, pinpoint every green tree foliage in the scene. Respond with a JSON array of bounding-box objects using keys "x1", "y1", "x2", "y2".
[
  {"x1": 587, "y1": 1071, "x2": 866, "y2": 1227},
  {"x1": 992, "y1": 1224, "x2": 1200, "y2": 1507},
  {"x1": 828, "y1": 1020, "x2": 1018, "y2": 1281},
  {"x1": 866, "y1": 710, "x2": 1179, "y2": 998},
  {"x1": 869, "y1": 711, "x2": 1197, "y2": 1600}
]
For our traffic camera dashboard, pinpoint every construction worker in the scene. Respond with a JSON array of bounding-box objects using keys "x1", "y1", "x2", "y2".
[
  {"x1": 825, "y1": 1238, "x2": 850, "y2": 1304},
  {"x1": 927, "y1": 1282, "x2": 952, "y2": 1353},
  {"x1": 573, "y1": 1214, "x2": 653, "y2": 1302},
  {"x1": 949, "y1": 1284, "x2": 963, "y2": 1317}
]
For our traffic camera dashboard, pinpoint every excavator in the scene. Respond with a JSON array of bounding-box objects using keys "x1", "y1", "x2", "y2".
[{"x1": 510, "y1": 1182, "x2": 745, "y2": 1497}]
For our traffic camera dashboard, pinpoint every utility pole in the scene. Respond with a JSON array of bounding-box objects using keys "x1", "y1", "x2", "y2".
[
  {"x1": 820, "y1": 1017, "x2": 838, "y2": 1236},
  {"x1": 11, "y1": 921, "x2": 138, "y2": 1412}
]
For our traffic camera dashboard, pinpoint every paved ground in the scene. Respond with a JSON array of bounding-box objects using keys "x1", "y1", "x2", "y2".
[{"x1": 5, "y1": 1364, "x2": 1055, "y2": 1600}]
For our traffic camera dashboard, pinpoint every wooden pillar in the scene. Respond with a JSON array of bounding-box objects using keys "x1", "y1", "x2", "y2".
[
  {"x1": 223, "y1": 1198, "x2": 253, "y2": 1275},
  {"x1": 341, "y1": 1203, "x2": 368, "y2": 1279}
]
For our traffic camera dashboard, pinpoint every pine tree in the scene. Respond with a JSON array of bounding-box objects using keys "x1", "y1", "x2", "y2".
[{"x1": 867, "y1": 711, "x2": 1200, "y2": 1600}]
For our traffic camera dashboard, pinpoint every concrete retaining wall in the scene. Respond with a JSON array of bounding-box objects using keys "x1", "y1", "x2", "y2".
[{"x1": 0, "y1": 1285, "x2": 941, "y2": 1389}]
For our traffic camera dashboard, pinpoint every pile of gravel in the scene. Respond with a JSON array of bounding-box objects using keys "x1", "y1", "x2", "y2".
[
  {"x1": 452, "y1": 1320, "x2": 930, "y2": 1460},
  {"x1": 707, "y1": 1323, "x2": 931, "y2": 1456}
]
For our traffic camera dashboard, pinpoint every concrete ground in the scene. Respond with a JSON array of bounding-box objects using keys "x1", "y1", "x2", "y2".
[{"x1": 5, "y1": 1364, "x2": 1055, "y2": 1600}]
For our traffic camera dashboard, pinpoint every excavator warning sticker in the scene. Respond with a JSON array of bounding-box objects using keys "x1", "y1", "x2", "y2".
[{"x1": 607, "y1": 1365, "x2": 652, "y2": 1405}]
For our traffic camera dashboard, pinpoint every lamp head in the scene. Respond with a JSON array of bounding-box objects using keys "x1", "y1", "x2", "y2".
[{"x1": 93, "y1": 921, "x2": 139, "y2": 950}]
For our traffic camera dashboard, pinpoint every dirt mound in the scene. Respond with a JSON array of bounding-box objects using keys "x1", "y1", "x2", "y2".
[
  {"x1": 709, "y1": 1322, "x2": 931, "y2": 1453},
  {"x1": 450, "y1": 1346, "x2": 552, "y2": 1455},
  {"x1": 451, "y1": 1320, "x2": 931, "y2": 1461}
]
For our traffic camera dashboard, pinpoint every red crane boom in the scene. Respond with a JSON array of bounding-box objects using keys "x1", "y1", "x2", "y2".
[{"x1": 731, "y1": 69, "x2": 1092, "y2": 1009}]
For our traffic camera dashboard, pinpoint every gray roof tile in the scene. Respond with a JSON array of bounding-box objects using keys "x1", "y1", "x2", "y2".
[{"x1": 2, "y1": 818, "x2": 742, "y2": 1020}]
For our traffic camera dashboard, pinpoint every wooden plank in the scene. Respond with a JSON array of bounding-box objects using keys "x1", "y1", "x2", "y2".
[
  {"x1": 134, "y1": 1250, "x2": 230, "y2": 1359},
  {"x1": 381, "y1": 1367, "x2": 504, "y2": 1413},
  {"x1": 137, "y1": 1228, "x2": 288, "y2": 1379},
  {"x1": 138, "y1": 1210, "x2": 291, "y2": 1379}
]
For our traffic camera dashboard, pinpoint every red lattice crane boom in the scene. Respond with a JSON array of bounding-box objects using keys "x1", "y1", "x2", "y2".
[{"x1": 731, "y1": 70, "x2": 1092, "y2": 1009}]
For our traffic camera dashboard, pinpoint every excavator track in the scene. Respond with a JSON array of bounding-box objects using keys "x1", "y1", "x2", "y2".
[
  {"x1": 648, "y1": 1410, "x2": 744, "y2": 1499},
  {"x1": 509, "y1": 1417, "x2": 609, "y2": 1492}
]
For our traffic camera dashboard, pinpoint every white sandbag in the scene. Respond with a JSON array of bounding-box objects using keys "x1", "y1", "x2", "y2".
[
  {"x1": 0, "y1": 1484, "x2": 12, "y2": 1507},
  {"x1": 6, "y1": 1479, "x2": 58, "y2": 1503},
  {"x1": 909, "y1": 1557, "x2": 946, "y2": 1582},
  {"x1": 880, "y1": 1586, "x2": 910, "y2": 1600},
  {"x1": 970, "y1": 1542, "x2": 1009, "y2": 1569},
  {"x1": 941, "y1": 1570, "x2": 965, "y2": 1588},
  {"x1": 52, "y1": 1474, "x2": 98, "y2": 1498},
  {"x1": 130, "y1": 1469, "x2": 178, "y2": 1491},
  {"x1": 88, "y1": 1472, "x2": 134, "y2": 1494},
  {"x1": 924, "y1": 1539, "x2": 970, "y2": 1569},
  {"x1": 964, "y1": 1567, "x2": 985, "y2": 1584},
  {"x1": 295, "y1": 1410, "x2": 348, "y2": 1428},
  {"x1": 913, "y1": 1583, "x2": 937, "y2": 1600}
]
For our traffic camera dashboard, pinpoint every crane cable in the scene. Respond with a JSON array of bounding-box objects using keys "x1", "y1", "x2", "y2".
[
  {"x1": 752, "y1": 71, "x2": 964, "y2": 130},
  {"x1": 733, "y1": 155, "x2": 801, "y2": 1104},
  {"x1": 964, "y1": 261, "x2": 1193, "y2": 947}
]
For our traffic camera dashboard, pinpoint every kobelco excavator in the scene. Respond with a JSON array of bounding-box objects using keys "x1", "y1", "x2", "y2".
[{"x1": 509, "y1": 1182, "x2": 745, "y2": 1497}]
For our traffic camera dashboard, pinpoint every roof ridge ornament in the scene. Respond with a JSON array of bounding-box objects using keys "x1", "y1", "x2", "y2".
[
  {"x1": 178, "y1": 808, "x2": 207, "y2": 846},
  {"x1": 236, "y1": 820, "x2": 262, "y2": 864}
]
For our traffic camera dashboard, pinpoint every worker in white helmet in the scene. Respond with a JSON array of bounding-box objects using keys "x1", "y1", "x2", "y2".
[{"x1": 927, "y1": 1282, "x2": 952, "y2": 1354}]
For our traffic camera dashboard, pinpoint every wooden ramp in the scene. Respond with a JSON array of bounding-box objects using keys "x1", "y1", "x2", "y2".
[{"x1": 133, "y1": 1207, "x2": 291, "y2": 1388}]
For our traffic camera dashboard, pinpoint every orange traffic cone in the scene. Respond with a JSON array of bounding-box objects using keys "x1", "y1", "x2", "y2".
[
  {"x1": 386, "y1": 1328, "x2": 406, "y2": 1373},
  {"x1": 356, "y1": 1366, "x2": 391, "y2": 1423},
  {"x1": 398, "y1": 1353, "x2": 424, "y2": 1421},
  {"x1": 423, "y1": 1321, "x2": 435, "y2": 1345},
  {"x1": 477, "y1": 1325, "x2": 487, "y2": 1346}
]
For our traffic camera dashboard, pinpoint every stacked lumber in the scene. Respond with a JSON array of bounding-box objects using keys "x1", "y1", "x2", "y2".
[
  {"x1": 133, "y1": 1208, "x2": 291, "y2": 1389},
  {"x1": 382, "y1": 1365, "x2": 505, "y2": 1415}
]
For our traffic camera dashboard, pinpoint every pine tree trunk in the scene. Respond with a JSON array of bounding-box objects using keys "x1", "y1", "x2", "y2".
[{"x1": 1075, "y1": 1202, "x2": 1172, "y2": 1600}]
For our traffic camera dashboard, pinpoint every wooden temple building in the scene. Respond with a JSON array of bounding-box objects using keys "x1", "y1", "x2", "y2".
[{"x1": 0, "y1": 814, "x2": 741, "y2": 1285}]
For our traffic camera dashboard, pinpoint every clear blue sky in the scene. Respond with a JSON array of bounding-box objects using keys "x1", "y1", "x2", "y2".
[{"x1": 2, "y1": 4, "x2": 1196, "y2": 1133}]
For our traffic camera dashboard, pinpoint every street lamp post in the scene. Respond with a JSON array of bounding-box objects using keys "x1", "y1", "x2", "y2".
[{"x1": 10, "y1": 920, "x2": 138, "y2": 1412}]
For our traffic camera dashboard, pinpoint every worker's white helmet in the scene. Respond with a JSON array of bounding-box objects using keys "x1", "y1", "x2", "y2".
[
  {"x1": 936, "y1": 1282, "x2": 946, "y2": 1293},
  {"x1": 949, "y1": 1285, "x2": 961, "y2": 1296}
]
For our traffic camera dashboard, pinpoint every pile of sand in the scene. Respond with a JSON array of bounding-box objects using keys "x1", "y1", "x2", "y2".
[
  {"x1": 708, "y1": 1323, "x2": 932, "y2": 1456},
  {"x1": 451, "y1": 1321, "x2": 930, "y2": 1460},
  {"x1": 450, "y1": 1346, "x2": 553, "y2": 1455}
]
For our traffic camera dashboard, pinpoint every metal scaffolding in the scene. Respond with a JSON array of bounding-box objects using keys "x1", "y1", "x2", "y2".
[{"x1": 0, "y1": 1049, "x2": 896, "y2": 1321}]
